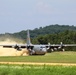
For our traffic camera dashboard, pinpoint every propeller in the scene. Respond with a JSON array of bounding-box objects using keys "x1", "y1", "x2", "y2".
[
  {"x1": 58, "y1": 42, "x2": 63, "y2": 49},
  {"x1": 14, "y1": 44, "x2": 21, "y2": 51},
  {"x1": 27, "y1": 45, "x2": 34, "y2": 55},
  {"x1": 58, "y1": 42, "x2": 65, "y2": 51},
  {"x1": 51, "y1": 49, "x2": 54, "y2": 52},
  {"x1": 46, "y1": 43, "x2": 51, "y2": 50}
]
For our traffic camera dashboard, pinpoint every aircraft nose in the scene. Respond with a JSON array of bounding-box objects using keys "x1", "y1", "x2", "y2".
[{"x1": 42, "y1": 48, "x2": 47, "y2": 53}]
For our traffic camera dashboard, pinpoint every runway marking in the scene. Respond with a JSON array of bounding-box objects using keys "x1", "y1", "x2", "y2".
[{"x1": 0, "y1": 62, "x2": 76, "y2": 66}]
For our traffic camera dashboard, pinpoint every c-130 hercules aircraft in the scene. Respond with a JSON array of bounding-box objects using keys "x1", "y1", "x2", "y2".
[{"x1": 0, "y1": 30, "x2": 76, "y2": 55}]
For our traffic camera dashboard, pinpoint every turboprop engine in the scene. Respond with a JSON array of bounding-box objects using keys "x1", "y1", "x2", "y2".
[
  {"x1": 14, "y1": 44, "x2": 22, "y2": 51},
  {"x1": 58, "y1": 42, "x2": 65, "y2": 51}
]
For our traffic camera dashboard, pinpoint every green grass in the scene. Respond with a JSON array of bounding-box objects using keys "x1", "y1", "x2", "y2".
[
  {"x1": 0, "y1": 51, "x2": 76, "y2": 63},
  {"x1": 0, "y1": 65, "x2": 76, "y2": 75},
  {"x1": 0, "y1": 52, "x2": 76, "y2": 75}
]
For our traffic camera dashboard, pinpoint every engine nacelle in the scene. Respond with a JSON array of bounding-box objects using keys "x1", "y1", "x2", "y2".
[
  {"x1": 14, "y1": 45, "x2": 22, "y2": 51},
  {"x1": 54, "y1": 48, "x2": 57, "y2": 50},
  {"x1": 29, "y1": 50, "x2": 35, "y2": 55}
]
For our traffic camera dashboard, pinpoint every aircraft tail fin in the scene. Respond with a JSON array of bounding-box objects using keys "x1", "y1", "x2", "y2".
[{"x1": 27, "y1": 30, "x2": 31, "y2": 45}]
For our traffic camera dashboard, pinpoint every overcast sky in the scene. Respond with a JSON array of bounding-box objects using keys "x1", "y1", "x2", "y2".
[{"x1": 0, "y1": 0, "x2": 76, "y2": 33}]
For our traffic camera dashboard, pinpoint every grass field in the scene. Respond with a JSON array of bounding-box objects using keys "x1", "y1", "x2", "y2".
[
  {"x1": 0, "y1": 51, "x2": 76, "y2": 75},
  {"x1": 0, "y1": 51, "x2": 76, "y2": 63},
  {"x1": 0, "y1": 65, "x2": 76, "y2": 75}
]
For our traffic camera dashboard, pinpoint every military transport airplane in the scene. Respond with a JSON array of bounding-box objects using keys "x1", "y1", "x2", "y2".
[{"x1": 0, "y1": 30, "x2": 76, "y2": 55}]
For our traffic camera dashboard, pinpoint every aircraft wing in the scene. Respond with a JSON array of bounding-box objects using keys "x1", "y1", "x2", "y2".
[
  {"x1": 0, "y1": 44, "x2": 27, "y2": 51},
  {"x1": 46, "y1": 44, "x2": 76, "y2": 50},
  {"x1": 63, "y1": 44, "x2": 76, "y2": 46},
  {"x1": 0, "y1": 44, "x2": 34, "y2": 51},
  {"x1": 50, "y1": 44, "x2": 76, "y2": 47}
]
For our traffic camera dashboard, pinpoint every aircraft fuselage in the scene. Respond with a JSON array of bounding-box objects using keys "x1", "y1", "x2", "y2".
[{"x1": 29, "y1": 45, "x2": 47, "y2": 55}]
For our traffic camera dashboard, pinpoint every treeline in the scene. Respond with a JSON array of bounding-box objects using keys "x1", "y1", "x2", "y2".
[
  {"x1": 12, "y1": 24, "x2": 76, "y2": 39},
  {"x1": 0, "y1": 24, "x2": 76, "y2": 41},
  {"x1": 0, "y1": 24, "x2": 76, "y2": 50},
  {"x1": 31, "y1": 30, "x2": 76, "y2": 51},
  {"x1": 32, "y1": 30, "x2": 76, "y2": 44}
]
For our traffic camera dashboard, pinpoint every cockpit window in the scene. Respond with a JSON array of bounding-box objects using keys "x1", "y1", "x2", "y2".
[{"x1": 40, "y1": 46, "x2": 46, "y2": 48}]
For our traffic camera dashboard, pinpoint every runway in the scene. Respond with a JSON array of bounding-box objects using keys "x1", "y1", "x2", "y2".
[{"x1": 0, "y1": 62, "x2": 76, "y2": 66}]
